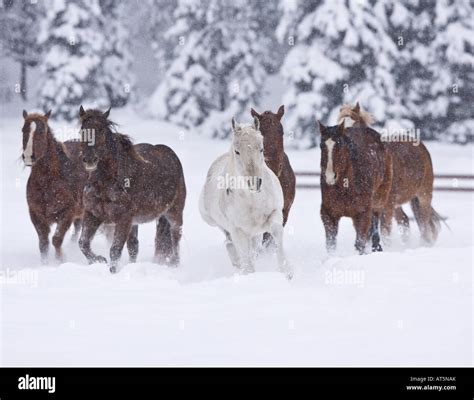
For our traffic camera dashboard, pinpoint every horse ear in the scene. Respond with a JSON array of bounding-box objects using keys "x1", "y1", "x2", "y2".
[
  {"x1": 353, "y1": 102, "x2": 360, "y2": 113},
  {"x1": 103, "y1": 107, "x2": 111, "y2": 119},
  {"x1": 250, "y1": 108, "x2": 261, "y2": 119},
  {"x1": 22, "y1": 110, "x2": 28, "y2": 119},
  {"x1": 79, "y1": 105, "x2": 86, "y2": 117},
  {"x1": 231, "y1": 117, "x2": 237, "y2": 131},
  {"x1": 253, "y1": 116, "x2": 260, "y2": 131},
  {"x1": 277, "y1": 105, "x2": 284, "y2": 120},
  {"x1": 44, "y1": 110, "x2": 52, "y2": 119},
  {"x1": 317, "y1": 120, "x2": 326, "y2": 135}
]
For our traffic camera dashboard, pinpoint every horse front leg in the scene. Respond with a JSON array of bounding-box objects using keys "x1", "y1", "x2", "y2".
[
  {"x1": 353, "y1": 211, "x2": 372, "y2": 255},
  {"x1": 109, "y1": 218, "x2": 133, "y2": 273},
  {"x1": 321, "y1": 207, "x2": 339, "y2": 253},
  {"x1": 230, "y1": 228, "x2": 254, "y2": 274},
  {"x1": 269, "y1": 222, "x2": 292, "y2": 279},
  {"x1": 29, "y1": 210, "x2": 50, "y2": 264},
  {"x1": 52, "y1": 212, "x2": 75, "y2": 262},
  {"x1": 79, "y1": 211, "x2": 106, "y2": 265}
]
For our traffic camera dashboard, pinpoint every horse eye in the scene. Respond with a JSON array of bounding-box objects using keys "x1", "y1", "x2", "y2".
[
  {"x1": 260, "y1": 149, "x2": 264, "y2": 153},
  {"x1": 235, "y1": 150, "x2": 240, "y2": 155}
]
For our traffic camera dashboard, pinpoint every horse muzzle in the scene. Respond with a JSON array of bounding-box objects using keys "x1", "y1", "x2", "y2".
[
  {"x1": 22, "y1": 153, "x2": 35, "y2": 167},
  {"x1": 248, "y1": 177, "x2": 263, "y2": 193},
  {"x1": 83, "y1": 156, "x2": 99, "y2": 171}
]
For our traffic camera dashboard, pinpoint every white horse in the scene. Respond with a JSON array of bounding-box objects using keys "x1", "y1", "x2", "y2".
[{"x1": 199, "y1": 117, "x2": 292, "y2": 277}]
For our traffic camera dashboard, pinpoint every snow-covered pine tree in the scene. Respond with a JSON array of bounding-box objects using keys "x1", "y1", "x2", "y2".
[
  {"x1": 0, "y1": 0, "x2": 44, "y2": 100},
  {"x1": 148, "y1": 0, "x2": 280, "y2": 137},
  {"x1": 38, "y1": 0, "x2": 107, "y2": 119},
  {"x1": 38, "y1": 0, "x2": 132, "y2": 120},
  {"x1": 277, "y1": 0, "x2": 397, "y2": 146},
  {"x1": 99, "y1": 0, "x2": 134, "y2": 107},
  {"x1": 375, "y1": 0, "x2": 474, "y2": 142},
  {"x1": 425, "y1": 0, "x2": 474, "y2": 142}
]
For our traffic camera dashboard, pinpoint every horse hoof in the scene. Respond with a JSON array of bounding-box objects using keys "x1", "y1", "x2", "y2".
[
  {"x1": 372, "y1": 244, "x2": 383, "y2": 252},
  {"x1": 109, "y1": 266, "x2": 117, "y2": 274},
  {"x1": 96, "y1": 256, "x2": 107, "y2": 264}
]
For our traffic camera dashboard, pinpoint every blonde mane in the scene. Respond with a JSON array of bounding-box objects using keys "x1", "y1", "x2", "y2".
[{"x1": 338, "y1": 103, "x2": 375, "y2": 127}]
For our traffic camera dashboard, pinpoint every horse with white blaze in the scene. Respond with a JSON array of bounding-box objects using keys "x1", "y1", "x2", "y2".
[{"x1": 199, "y1": 117, "x2": 292, "y2": 278}]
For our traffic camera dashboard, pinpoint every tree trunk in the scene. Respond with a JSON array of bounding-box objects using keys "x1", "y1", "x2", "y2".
[{"x1": 20, "y1": 61, "x2": 27, "y2": 101}]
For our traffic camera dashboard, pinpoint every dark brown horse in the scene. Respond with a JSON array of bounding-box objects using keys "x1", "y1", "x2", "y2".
[
  {"x1": 250, "y1": 106, "x2": 296, "y2": 244},
  {"x1": 21, "y1": 110, "x2": 86, "y2": 262},
  {"x1": 318, "y1": 120, "x2": 393, "y2": 254},
  {"x1": 78, "y1": 107, "x2": 186, "y2": 273},
  {"x1": 338, "y1": 103, "x2": 442, "y2": 244}
]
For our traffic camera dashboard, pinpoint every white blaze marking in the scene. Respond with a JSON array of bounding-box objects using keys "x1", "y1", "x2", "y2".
[
  {"x1": 325, "y1": 138, "x2": 336, "y2": 185},
  {"x1": 23, "y1": 121, "x2": 36, "y2": 165}
]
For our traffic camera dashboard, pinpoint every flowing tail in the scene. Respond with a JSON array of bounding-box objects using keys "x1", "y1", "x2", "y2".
[{"x1": 411, "y1": 198, "x2": 448, "y2": 244}]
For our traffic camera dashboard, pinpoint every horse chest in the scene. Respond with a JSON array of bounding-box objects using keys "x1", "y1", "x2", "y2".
[
  {"x1": 322, "y1": 186, "x2": 366, "y2": 216},
  {"x1": 27, "y1": 178, "x2": 74, "y2": 218},
  {"x1": 83, "y1": 183, "x2": 131, "y2": 222},
  {"x1": 223, "y1": 192, "x2": 273, "y2": 231}
]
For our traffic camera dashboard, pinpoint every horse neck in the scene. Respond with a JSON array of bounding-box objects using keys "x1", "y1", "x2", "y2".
[{"x1": 31, "y1": 129, "x2": 63, "y2": 178}]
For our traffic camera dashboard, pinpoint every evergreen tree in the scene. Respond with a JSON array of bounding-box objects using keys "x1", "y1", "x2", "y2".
[
  {"x1": 148, "y1": 0, "x2": 280, "y2": 137},
  {"x1": 277, "y1": 0, "x2": 397, "y2": 146},
  {"x1": 38, "y1": 0, "x2": 132, "y2": 120},
  {"x1": 100, "y1": 0, "x2": 134, "y2": 107},
  {"x1": 0, "y1": 0, "x2": 44, "y2": 100}
]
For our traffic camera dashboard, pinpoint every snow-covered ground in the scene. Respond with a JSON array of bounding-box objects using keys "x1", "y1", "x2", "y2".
[{"x1": 0, "y1": 108, "x2": 472, "y2": 366}]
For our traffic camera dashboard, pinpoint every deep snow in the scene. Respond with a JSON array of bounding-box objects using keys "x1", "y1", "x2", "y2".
[{"x1": 0, "y1": 108, "x2": 472, "y2": 366}]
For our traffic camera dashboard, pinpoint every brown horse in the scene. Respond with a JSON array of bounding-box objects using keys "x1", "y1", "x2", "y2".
[
  {"x1": 250, "y1": 106, "x2": 296, "y2": 244},
  {"x1": 318, "y1": 120, "x2": 393, "y2": 254},
  {"x1": 338, "y1": 103, "x2": 442, "y2": 244},
  {"x1": 78, "y1": 107, "x2": 186, "y2": 273},
  {"x1": 21, "y1": 110, "x2": 86, "y2": 262}
]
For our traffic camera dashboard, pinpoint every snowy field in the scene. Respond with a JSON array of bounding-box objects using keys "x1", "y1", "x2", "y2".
[{"x1": 0, "y1": 108, "x2": 472, "y2": 366}]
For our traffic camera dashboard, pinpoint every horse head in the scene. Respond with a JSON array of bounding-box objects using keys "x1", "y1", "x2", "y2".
[
  {"x1": 231, "y1": 117, "x2": 264, "y2": 193},
  {"x1": 250, "y1": 105, "x2": 285, "y2": 177},
  {"x1": 78, "y1": 106, "x2": 116, "y2": 172},
  {"x1": 21, "y1": 110, "x2": 52, "y2": 167},
  {"x1": 317, "y1": 120, "x2": 351, "y2": 186}
]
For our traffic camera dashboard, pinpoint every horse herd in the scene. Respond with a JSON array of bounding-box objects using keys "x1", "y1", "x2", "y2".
[{"x1": 20, "y1": 103, "x2": 442, "y2": 276}]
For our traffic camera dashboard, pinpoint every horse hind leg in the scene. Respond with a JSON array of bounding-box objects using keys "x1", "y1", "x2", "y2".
[
  {"x1": 126, "y1": 224, "x2": 139, "y2": 263},
  {"x1": 394, "y1": 207, "x2": 410, "y2": 243},
  {"x1": 154, "y1": 216, "x2": 172, "y2": 265},
  {"x1": 411, "y1": 196, "x2": 436, "y2": 245},
  {"x1": 70, "y1": 218, "x2": 82, "y2": 242},
  {"x1": 369, "y1": 212, "x2": 383, "y2": 252}
]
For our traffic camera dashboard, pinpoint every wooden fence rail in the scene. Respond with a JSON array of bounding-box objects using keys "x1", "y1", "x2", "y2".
[{"x1": 295, "y1": 171, "x2": 474, "y2": 192}]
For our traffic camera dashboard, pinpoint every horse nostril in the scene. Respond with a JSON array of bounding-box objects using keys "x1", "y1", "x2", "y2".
[
  {"x1": 82, "y1": 157, "x2": 87, "y2": 163},
  {"x1": 31, "y1": 154, "x2": 36, "y2": 161},
  {"x1": 257, "y1": 178, "x2": 262, "y2": 190},
  {"x1": 93, "y1": 157, "x2": 98, "y2": 163},
  {"x1": 21, "y1": 154, "x2": 25, "y2": 160}
]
